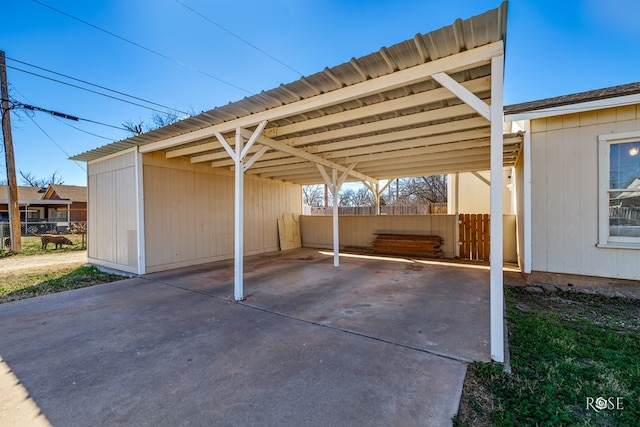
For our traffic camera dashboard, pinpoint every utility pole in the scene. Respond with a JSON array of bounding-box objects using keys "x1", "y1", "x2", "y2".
[{"x1": 1, "y1": 51, "x2": 21, "y2": 253}]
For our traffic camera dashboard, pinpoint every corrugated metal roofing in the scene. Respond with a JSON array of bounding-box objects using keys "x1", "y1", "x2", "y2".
[{"x1": 72, "y1": 2, "x2": 516, "y2": 184}]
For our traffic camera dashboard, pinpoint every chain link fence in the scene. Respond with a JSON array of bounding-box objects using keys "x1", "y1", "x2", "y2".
[{"x1": 1, "y1": 221, "x2": 87, "y2": 248}]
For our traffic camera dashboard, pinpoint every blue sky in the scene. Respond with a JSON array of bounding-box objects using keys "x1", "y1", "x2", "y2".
[{"x1": 1, "y1": 0, "x2": 639, "y2": 186}]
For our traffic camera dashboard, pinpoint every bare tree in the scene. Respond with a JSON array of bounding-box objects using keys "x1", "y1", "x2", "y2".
[
  {"x1": 302, "y1": 185, "x2": 324, "y2": 207},
  {"x1": 401, "y1": 175, "x2": 447, "y2": 204},
  {"x1": 339, "y1": 187, "x2": 373, "y2": 207},
  {"x1": 151, "y1": 111, "x2": 180, "y2": 128},
  {"x1": 122, "y1": 119, "x2": 145, "y2": 136},
  {"x1": 123, "y1": 110, "x2": 186, "y2": 136},
  {"x1": 338, "y1": 188, "x2": 355, "y2": 207},
  {"x1": 19, "y1": 170, "x2": 64, "y2": 187}
]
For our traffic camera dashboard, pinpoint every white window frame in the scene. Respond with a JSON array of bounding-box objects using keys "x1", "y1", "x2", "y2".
[{"x1": 598, "y1": 130, "x2": 640, "y2": 248}]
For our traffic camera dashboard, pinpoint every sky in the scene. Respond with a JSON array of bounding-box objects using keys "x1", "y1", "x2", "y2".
[{"x1": 1, "y1": 0, "x2": 639, "y2": 187}]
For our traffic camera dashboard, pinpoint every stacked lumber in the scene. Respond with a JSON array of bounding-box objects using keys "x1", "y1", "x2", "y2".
[{"x1": 371, "y1": 234, "x2": 444, "y2": 258}]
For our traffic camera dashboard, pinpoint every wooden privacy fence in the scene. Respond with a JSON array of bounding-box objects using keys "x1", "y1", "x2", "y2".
[{"x1": 459, "y1": 213, "x2": 490, "y2": 261}]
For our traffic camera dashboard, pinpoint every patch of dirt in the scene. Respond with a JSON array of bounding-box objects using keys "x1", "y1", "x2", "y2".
[
  {"x1": 456, "y1": 364, "x2": 495, "y2": 427},
  {"x1": 0, "y1": 251, "x2": 87, "y2": 274}
]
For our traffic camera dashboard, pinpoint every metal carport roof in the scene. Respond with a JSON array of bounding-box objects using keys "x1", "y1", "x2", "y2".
[{"x1": 72, "y1": 2, "x2": 517, "y2": 185}]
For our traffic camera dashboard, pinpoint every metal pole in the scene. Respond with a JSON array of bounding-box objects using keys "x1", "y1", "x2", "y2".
[{"x1": 0, "y1": 51, "x2": 21, "y2": 253}]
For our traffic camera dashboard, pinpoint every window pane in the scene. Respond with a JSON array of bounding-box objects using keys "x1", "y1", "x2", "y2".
[
  {"x1": 610, "y1": 141, "x2": 640, "y2": 190},
  {"x1": 609, "y1": 196, "x2": 640, "y2": 238},
  {"x1": 609, "y1": 142, "x2": 640, "y2": 238}
]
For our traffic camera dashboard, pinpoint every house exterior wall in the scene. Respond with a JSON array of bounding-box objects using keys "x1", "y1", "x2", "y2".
[
  {"x1": 449, "y1": 169, "x2": 513, "y2": 214},
  {"x1": 530, "y1": 105, "x2": 640, "y2": 280},
  {"x1": 143, "y1": 152, "x2": 302, "y2": 273},
  {"x1": 87, "y1": 150, "x2": 138, "y2": 274},
  {"x1": 514, "y1": 149, "x2": 525, "y2": 271},
  {"x1": 299, "y1": 214, "x2": 518, "y2": 262},
  {"x1": 68, "y1": 202, "x2": 87, "y2": 222}
]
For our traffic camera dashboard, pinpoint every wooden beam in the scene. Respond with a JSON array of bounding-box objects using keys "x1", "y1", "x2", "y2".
[
  {"x1": 189, "y1": 103, "x2": 487, "y2": 164},
  {"x1": 263, "y1": 76, "x2": 490, "y2": 138},
  {"x1": 471, "y1": 171, "x2": 491, "y2": 186},
  {"x1": 238, "y1": 128, "x2": 377, "y2": 184},
  {"x1": 243, "y1": 145, "x2": 270, "y2": 172},
  {"x1": 328, "y1": 129, "x2": 491, "y2": 160},
  {"x1": 165, "y1": 140, "x2": 222, "y2": 158},
  {"x1": 432, "y1": 72, "x2": 490, "y2": 120}
]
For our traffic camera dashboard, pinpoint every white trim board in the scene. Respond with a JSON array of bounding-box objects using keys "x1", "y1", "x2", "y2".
[{"x1": 505, "y1": 93, "x2": 640, "y2": 122}]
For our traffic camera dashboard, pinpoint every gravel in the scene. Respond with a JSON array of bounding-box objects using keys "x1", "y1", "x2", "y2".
[{"x1": 0, "y1": 251, "x2": 87, "y2": 274}]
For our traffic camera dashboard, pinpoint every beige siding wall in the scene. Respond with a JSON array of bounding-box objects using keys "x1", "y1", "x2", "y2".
[
  {"x1": 300, "y1": 215, "x2": 458, "y2": 258},
  {"x1": 300, "y1": 214, "x2": 518, "y2": 262},
  {"x1": 87, "y1": 150, "x2": 138, "y2": 273},
  {"x1": 530, "y1": 105, "x2": 640, "y2": 280},
  {"x1": 454, "y1": 169, "x2": 514, "y2": 214},
  {"x1": 514, "y1": 152, "x2": 525, "y2": 270},
  {"x1": 143, "y1": 152, "x2": 301, "y2": 273}
]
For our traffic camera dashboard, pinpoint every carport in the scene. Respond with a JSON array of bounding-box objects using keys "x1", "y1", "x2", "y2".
[{"x1": 72, "y1": 3, "x2": 515, "y2": 362}]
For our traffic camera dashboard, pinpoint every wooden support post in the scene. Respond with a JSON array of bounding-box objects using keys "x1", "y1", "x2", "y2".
[
  {"x1": 318, "y1": 163, "x2": 354, "y2": 267},
  {"x1": 0, "y1": 51, "x2": 21, "y2": 253},
  {"x1": 489, "y1": 54, "x2": 505, "y2": 363},
  {"x1": 234, "y1": 128, "x2": 244, "y2": 301},
  {"x1": 214, "y1": 121, "x2": 267, "y2": 301}
]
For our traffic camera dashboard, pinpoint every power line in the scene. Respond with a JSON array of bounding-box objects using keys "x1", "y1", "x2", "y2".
[
  {"x1": 11, "y1": 85, "x2": 117, "y2": 141},
  {"x1": 173, "y1": 0, "x2": 304, "y2": 77},
  {"x1": 32, "y1": 0, "x2": 254, "y2": 95},
  {"x1": 7, "y1": 65, "x2": 179, "y2": 116},
  {"x1": 56, "y1": 120, "x2": 115, "y2": 141},
  {"x1": 23, "y1": 110, "x2": 86, "y2": 172},
  {"x1": 6, "y1": 56, "x2": 191, "y2": 116},
  {"x1": 10, "y1": 96, "x2": 127, "y2": 131}
]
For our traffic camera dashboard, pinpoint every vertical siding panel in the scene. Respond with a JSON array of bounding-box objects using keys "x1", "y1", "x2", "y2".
[
  {"x1": 562, "y1": 128, "x2": 581, "y2": 273},
  {"x1": 193, "y1": 172, "x2": 206, "y2": 259},
  {"x1": 617, "y1": 250, "x2": 636, "y2": 279},
  {"x1": 530, "y1": 130, "x2": 548, "y2": 271},
  {"x1": 143, "y1": 165, "x2": 158, "y2": 266},
  {"x1": 87, "y1": 174, "x2": 97, "y2": 260},
  {"x1": 578, "y1": 124, "x2": 599, "y2": 276},
  {"x1": 104, "y1": 172, "x2": 117, "y2": 263},
  {"x1": 546, "y1": 131, "x2": 564, "y2": 271},
  {"x1": 546, "y1": 129, "x2": 564, "y2": 272},
  {"x1": 87, "y1": 151, "x2": 136, "y2": 273}
]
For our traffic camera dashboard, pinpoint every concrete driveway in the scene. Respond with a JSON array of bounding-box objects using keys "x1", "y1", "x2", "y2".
[{"x1": 0, "y1": 248, "x2": 491, "y2": 426}]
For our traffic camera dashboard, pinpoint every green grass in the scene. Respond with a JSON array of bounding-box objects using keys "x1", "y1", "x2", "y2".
[
  {"x1": 455, "y1": 287, "x2": 640, "y2": 426},
  {"x1": 0, "y1": 265, "x2": 122, "y2": 304},
  {"x1": 1, "y1": 234, "x2": 86, "y2": 257}
]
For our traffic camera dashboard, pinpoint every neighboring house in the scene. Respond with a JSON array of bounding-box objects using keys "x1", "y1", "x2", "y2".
[
  {"x1": 42, "y1": 184, "x2": 87, "y2": 222},
  {"x1": 0, "y1": 184, "x2": 87, "y2": 231}
]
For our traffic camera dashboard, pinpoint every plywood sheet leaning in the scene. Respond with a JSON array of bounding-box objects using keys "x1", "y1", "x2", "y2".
[{"x1": 278, "y1": 213, "x2": 302, "y2": 250}]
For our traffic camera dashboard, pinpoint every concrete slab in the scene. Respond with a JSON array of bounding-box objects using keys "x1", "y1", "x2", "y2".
[
  {"x1": 150, "y1": 249, "x2": 491, "y2": 363},
  {"x1": 0, "y1": 248, "x2": 489, "y2": 426}
]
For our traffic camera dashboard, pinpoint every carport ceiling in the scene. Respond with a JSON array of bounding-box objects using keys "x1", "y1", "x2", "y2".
[{"x1": 72, "y1": 2, "x2": 517, "y2": 185}]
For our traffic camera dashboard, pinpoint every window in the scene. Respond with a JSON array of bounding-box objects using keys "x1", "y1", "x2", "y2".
[{"x1": 599, "y1": 131, "x2": 640, "y2": 246}]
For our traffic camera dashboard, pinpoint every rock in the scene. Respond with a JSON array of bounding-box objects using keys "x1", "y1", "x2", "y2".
[
  {"x1": 541, "y1": 284, "x2": 558, "y2": 293},
  {"x1": 525, "y1": 286, "x2": 544, "y2": 293}
]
